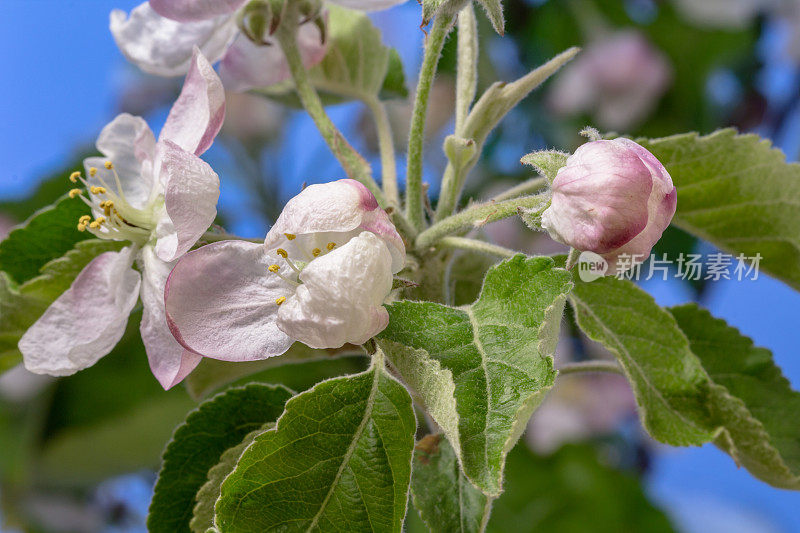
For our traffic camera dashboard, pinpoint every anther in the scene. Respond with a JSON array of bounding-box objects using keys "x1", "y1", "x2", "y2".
[
  {"x1": 78, "y1": 215, "x2": 91, "y2": 224},
  {"x1": 104, "y1": 161, "x2": 114, "y2": 170},
  {"x1": 276, "y1": 248, "x2": 288, "y2": 258},
  {"x1": 69, "y1": 171, "x2": 81, "y2": 183},
  {"x1": 90, "y1": 186, "x2": 106, "y2": 195},
  {"x1": 89, "y1": 167, "x2": 97, "y2": 177},
  {"x1": 275, "y1": 296, "x2": 287, "y2": 305},
  {"x1": 68, "y1": 188, "x2": 82, "y2": 198},
  {"x1": 77, "y1": 222, "x2": 87, "y2": 232},
  {"x1": 268, "y1": 264, "x2": 280, "y2": 273},
  {"x1": 326, "y1": 242, "x2": 336, "y2": 251},
  {"x1": 284, "y1": 233, "x2": 296, "y2": 240},
  {"x1": 312, "y1": 248, "x2": 321, "y2": 257}
]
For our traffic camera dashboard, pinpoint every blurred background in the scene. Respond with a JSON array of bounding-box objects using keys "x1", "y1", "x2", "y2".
[{"x1": 1, "y1": 0, "x2": 799, "y2": 531}]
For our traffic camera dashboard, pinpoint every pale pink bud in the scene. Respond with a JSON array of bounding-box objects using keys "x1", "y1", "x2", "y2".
[{"x1": 541, "y1": 138, "x2": 677, "y2": 274}]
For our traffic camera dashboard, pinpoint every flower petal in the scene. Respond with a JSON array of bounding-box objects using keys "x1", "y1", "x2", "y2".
[
  {"x1": 139, "y1": 245, "x2": 201, "y2": 389},
  {"x1": 327, "y1": 0, "x2": 408, "y2": 12},
  {"x1": 110, "y1": 2, "x2": 237, "y2": 77},
  {"x1": 277, "y1": 232, "x2": 393, "y2": 348},
  {"x1": 165, "y1": 241, "x2": 295, "y2": 361},
  {"x1": 265, "y1": 179, "x2": 405, "y2": 272},
  {"x1": 218, "y1": 23, "x2": 328, "y2": 92},
  {"x1": 150, "y1": 0, "x2": 247, "y2": 22},
  {"x1": 19, "y1": 247, "x2": 141, "y2": 376},
  {"x1": 153, "y1": 140, "x2": 220, "y2": 262},
  {"x1": 159, "y1": 47, "x2": 225, "y2": 156},
  {"x1": 84, "y1": 113, "x2": 156, "y2": 210}
]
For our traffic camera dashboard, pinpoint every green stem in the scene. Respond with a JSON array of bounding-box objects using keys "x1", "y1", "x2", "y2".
[
  {"x1": 437, "y1": 236, "x2": 517, "y2": 258},
  {"x1": 406, "y1": 13, "x2": 456, "y2": 231},
  {"x1": 558, "y1": 360, "x2": 623, "y2": 376},
  {"x1": 276, "y1": 17, "x2": 383, "y2": 203},
  {"x1": 365, "y1": 97, "x2": 400, "y2": 207},
  {"x1": 455, "y1": 4, "x2": 478, "y2": 135},
  {"x1": 491, "y1": 177, "x2": 549, "y2": 202},
  {"x1": 416, "y1": 194, "x2": 549, "y2": 249}
]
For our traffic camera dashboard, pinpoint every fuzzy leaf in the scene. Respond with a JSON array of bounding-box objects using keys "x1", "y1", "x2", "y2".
[
  {"x1": 638, "y1": 129, "x2": 800, "y2": 291},
  {"x1": 215, "y1": 359, "x2": 416, "y2": 532},
  {"x1": 147, "y1": 384, "x2": 293, "y2": 533},
  {"x1": 411, "y1": 434, "x2": 491, "y2": 533},
  {"x1": 519, "y1": 150, "x2": 568, "y2": 184},
  {"x1": 379, "y1": 255, "x2": 572, "y2": 496},
  {"x1": 670, "y1": 304, "x2": 800, "y2": 489}
]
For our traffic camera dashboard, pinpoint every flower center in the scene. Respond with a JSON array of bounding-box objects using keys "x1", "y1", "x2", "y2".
[
  {"x1": 268, "y1": 233, "x2": 338, "y2": 305},
  {"x1": 68, "y1": 161, "x2": 154, "y2": 245}
]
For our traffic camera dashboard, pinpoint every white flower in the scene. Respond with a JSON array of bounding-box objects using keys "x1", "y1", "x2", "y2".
[
  {"x1": 164, "y1": 179, "x2": 405, "y2": 360},
  {"x1": 110, "y1": 0, "x2": 407, "y2": 92},
  {"x1": 19, "y1": 49, "x2": 224, "y2": 390}
]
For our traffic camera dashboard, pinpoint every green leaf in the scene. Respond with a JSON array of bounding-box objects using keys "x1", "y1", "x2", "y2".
[
  {"x1": 486, "y1": 444, "x2": 675, "y2": 532},
  {"x1": 0, "y1": 195, "x2": 91, "y2": 285},
  {"x1": 475, "y1": 0, "x2": 504, "y2": 35},
  {"x1": 378, "y1": 255, "x2": 572, "y2": 496},
  {"x1": 638, "y1": 129, "x2": 800, "y2": 291},
  {"x1": 669, "y1": 304, "x2": 800, "y2": 489},
  {"x1": 568, "y1": 276, "x2": 718, "y2": 446},
  {"x1": 148, "y1": 384, "x2": 294, "y2": 533},
  {"x1": 183, "y1": 343, "x2": 362, "y2": 399},
  {"x1": 256, "y1": 6, "x2": 406, "y2": 106},
  {"x1": 411, "y1": 434, "x2": 491, "y2": 533},
  {"x1": 0, "y1": 239, "x2": 124, "y2": 372},
  {"x1": 215, "y1": 357, "x2": 416, "y2": 532},
  {"x1": 191, "y1": 426, "x2": 273, "y2": 533},
  {"x1": 519, "y1": 149, "x2": 568, "y2": 184}
]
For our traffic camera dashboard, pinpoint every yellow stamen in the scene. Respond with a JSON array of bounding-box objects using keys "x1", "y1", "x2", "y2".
[
  {"x1": 88, "y1": 221, "x2": 100, "y2": 229},
  {"x1": 276, "y1": 248, "x2": 288, "y2": 258},
  {"x1": 326, "y1": 242, "x2": 336, "y2": 251},
  {"x1": 78, "y1": 215, "x2": 91, "y2": 224},
  {"x1": 90, "y1": 186, "x2": 106, "y2": 195},
  {"x1": 312, "y1": 248, "x2": 321, "y2": 257},
  {"x1": 95, "y1": 216, "x2": 106, "y2": 225},
  {"x1": 275, "y1": 296, "x2": 286, "y2": 305},
  {"x1": 104, "y1": 161, "x2": 114, "y2": 170},
  {"x1": 284, "y1": 233, "x2": 296, "y2": 240},
  {"x1": 68, "y1": 188, "x2": 82, "y2": 198},
  {"x1": 69, "y1": 171, "x2": 80, "y2": 183},
  {"x1": 89, "y1": 167, "x2": 97, "y2": 177},
  {"x1": 268, "y1": 264, "x2": 280, "y2": 273}
]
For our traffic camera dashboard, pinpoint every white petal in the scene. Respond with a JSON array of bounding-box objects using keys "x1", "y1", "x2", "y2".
[
  {"x1": 159, "y1": 48, "x2": 225, "y2": 156},
  {"x1": 110, "y1": 3, "x2": 237, "y2": 77},
  {"x1": 139, "y1": 246, "x2": 201, "y2": 389},
  {"x1": 266, "y1": 179, "x2": 404, "y2": 272},
  {"x1": 218, "y1": 23, "x2": 327, "y2": 92},
  {"x1": 153, "y1": 140, "x2": 220, "y2": 262},
  {"x1": 19, "y1": 247, "x2": 141, "y2": 376},
  {"x1": 277, "y1": 232, "x2": 393, "y2": 348},
  {"x1": 150, "y1": 0, "x2": 247, "y2": 22},
  {"x1": 84, "y1": 113, "x2": 156, "y2": 210},
  {"x1": 165, "y1": 241, "x2": 295, "y2": 361}
]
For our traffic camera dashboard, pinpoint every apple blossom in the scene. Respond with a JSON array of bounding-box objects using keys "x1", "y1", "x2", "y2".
[
  {"x1": 540, "y1": 138, "x2": 677, "y2": 275},
  {"x1": 18, "y1": 49, "x2": 224, "y2": 390},
  {"x1": 548, "y1": 31, "x2": 672, "y2": 131},
  {"x1": 110, "y1": 0, "x2": 406, "y2": 92},
  {"x1": 165, "y1": 179, "x2": 405, "y2": 360}
]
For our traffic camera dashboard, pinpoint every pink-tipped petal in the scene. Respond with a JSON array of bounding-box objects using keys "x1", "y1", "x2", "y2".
[
  {"x1": 111, "y1": 3, "x2": 237, "y2": 77},
  {"x1": 165, "y1": 241, "x2": 295, "y2": 361},
  {"x1": 153, "y1": 140, "x2": 220, "y2": 263},
  {"x1": 266, "y1": 179, "x2": 405, "y2": 272},
  {"x1": 219, "y1": 23, "x2": 328, "y2": 92},
  {"x1": 139, "y1": 246, "x2": 202, "y2": 389},
  {"x1": 159, "y1": 48, "x2": 225, "y2": 155},
  {"x1": 277, "y1": 232, "x2": 393, "y2": 348},
  {"x1": 150, "y1": 0, "x2": 247, "y2": 22},
  {"x1": 84, "y1": 113, "x2": 157, "y2": 210},
  {"x1": 19, "y1": 247, "x2": 141, "y2": 376}
]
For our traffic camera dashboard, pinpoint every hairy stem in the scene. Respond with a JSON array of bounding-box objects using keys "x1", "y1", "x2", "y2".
[
  {"x1": 437, "y1": 236, "x2": 517, "y2": 258},
  {"x1": 277, "y1": 16, "x2": 383, "y2": 203},
  {"x1": 491, "y1": 176, "x2": 549, "y2": 202},
  {"x1": 455, "y1": 4, "x2": 478, "y2": 135},
  {"x1": 365, "y1": 97, "x2": 400, "y2": 207},
  {"x1": 415, "y1": 194, "x2": 549, "y2": 249},
  {"x1": 558, "y1": 360, "x2": 624, "y2": 376},
  {"x1": 406, "y1": 13, "x2": 456, "y2": 231}
]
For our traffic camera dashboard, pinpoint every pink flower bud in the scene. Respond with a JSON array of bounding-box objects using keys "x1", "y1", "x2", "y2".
[{"x1": 541, "y1": 138, "x2": 677, "y2": 274}]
